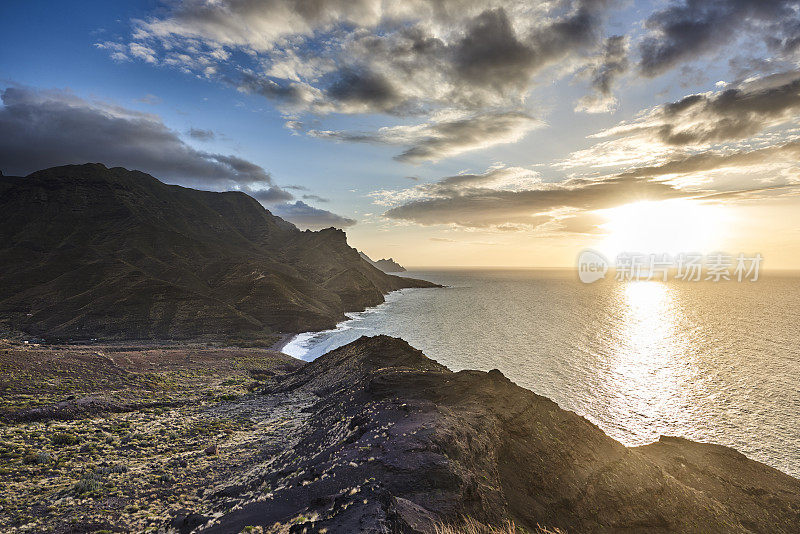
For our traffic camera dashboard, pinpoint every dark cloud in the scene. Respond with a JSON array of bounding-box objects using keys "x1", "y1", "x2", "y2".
[
  {"x1": 325, "y1": 69, "x2": 404, "y2": 113},
  {"x1": 245, "y1": 186, "x2": 295, "y2": 203},
  {"x1": 592, "y1": 36, "x2": 629, "y2": 96},
  {"x1": 302, "y1": 194, "x2": 329, "y2": 203},
  {"x1": 227, "y1": 3, "x2": 611, "y2": 116},
  {"x1": 638, "y1": 0, "x2": 799, "y2": 77},
  {"x1": 594, "y1": 71, "x2": 800, "y2": 147},
  {"x1": 0, "y1": 86, "x2": 285, "y2": 194},
  {"x1": 453, "y1": 8, "x2": 538, "y2": 91},
  {"x1": 397, "y1": 111, "x2": 540, "y2": 163},
  {"x1": 576, "y1": 35, "x2": 629, "y2": 112},
  {"x1": 234, "y1": 72, "x2": 314, "y2": 109},
  {"x1": 187, "y1": 127, "x2": 215, "y2": 141},
  {"x1": 271, "y1": 201, "x2": 356, "y2": 230},
  {"x1": 661, "y1": 78, "x2": 800, "y2": 144}
]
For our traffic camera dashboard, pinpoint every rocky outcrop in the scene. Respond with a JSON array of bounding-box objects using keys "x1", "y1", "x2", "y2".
[
  {"x1": 359, "y1": 251, "x2": 407, "y2": 272},
  {"x1": 0, "y1": 164, "x2": 437, "y2": 341},
  {"x1": 195, "y1": 336, "x2": 800, "y2": 533}
]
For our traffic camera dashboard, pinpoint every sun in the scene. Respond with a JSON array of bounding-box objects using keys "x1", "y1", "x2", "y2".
[{"x1": 597, "y1": 199, "x2": 731, "y2": 258}]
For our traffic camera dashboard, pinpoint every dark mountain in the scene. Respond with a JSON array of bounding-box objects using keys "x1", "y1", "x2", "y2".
[
  {"x1": 359, "y1": 251, "x2": 407, "y2": 272},
  {"x1": 0, "y1": 164, "x2": 437, "y2": 340}
]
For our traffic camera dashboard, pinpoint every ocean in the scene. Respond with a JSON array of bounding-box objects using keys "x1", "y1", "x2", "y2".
[{"x1": 283, "y1": 269, "x2": 800, "y2": 477}]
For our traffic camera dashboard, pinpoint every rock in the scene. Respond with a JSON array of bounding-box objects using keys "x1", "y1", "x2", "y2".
[
  {"x1": 204, "y1": 444, "x2": 219, "y2": 456},
  {"x1": 389, "y1": 497, "x2": 438, "y2": 533},
  {"x1": 170, "y1": 509, "x2": 211, "y2": 534}
]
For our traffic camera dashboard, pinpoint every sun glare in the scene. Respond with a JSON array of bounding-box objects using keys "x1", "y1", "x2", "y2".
[{"x1": 598, "y1": 199, "x2": 730, "y2": 258}]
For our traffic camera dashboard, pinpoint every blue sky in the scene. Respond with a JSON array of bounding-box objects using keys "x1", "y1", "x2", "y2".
[{"x1": 3, "y1": 1, "x2": 800, "y2": 266}]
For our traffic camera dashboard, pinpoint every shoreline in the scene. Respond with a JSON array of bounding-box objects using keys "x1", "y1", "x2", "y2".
[
  {"x1": 267, "y1": 332, "x2": 297, "y2": 353},
  {"x1": 277, "y1": 286, "x2": 421, "y2": 360}
]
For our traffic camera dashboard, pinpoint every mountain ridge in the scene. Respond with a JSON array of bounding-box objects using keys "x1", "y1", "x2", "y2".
[
  {"x1": 0, "y1": 163, "x2": 437, "y2": 341},
  {"x1": 199, "y1": 335, "x2": 800, "y2": 533}
]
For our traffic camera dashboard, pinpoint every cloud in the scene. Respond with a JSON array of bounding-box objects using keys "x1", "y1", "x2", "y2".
[
  {"x1": 371, "y1": 166, "x2": 543, "y2": 208},
  {"x1": 575, "y1": 35, "x2": 629, "y2": 113},
  {"x1": 0, "y1": 85, "x2": 287, "y2": 195},
  {"x1": 187, "y1": 127, "x2": 215, "y2": 141},
  {"x1": 616, "y1": 139, "x2": 800, "y2": 180},
  {"x1": 638, "y1": 0, "x2": 800, "y2": 77},
  {"x1": 324, "y1": 68, "x2": 406, "y2": 114},
  {"x1": 648, "y1": 73, "x2": 800, "y2": 146},
  {"x1": 132, "y1": 0, "x2": 382, "y2": 52},
  {"x1": 382, "y1": 170, "x2": 693, "y2": 228},
  {"x1": 376, "y1": 161, "x2": 795, "y2": 230},
  {"x1": 245, "y1": 186, "x2": 295, "y2": 203},
  {"x1": 562, "y1": 71, "x2": 800, "y2": 169},
  {"x1": 136, "y1": 93, "x2": 162, "y2": 105},
  {"x1": 451, "y1": 7, "x2": 542, "y2": 92},
  {"x1": 271, "y1": 201, "x2": 356, "y2": 230},
  {"x1": 302, "y1": 194, "x2": 329, "y2": 203},
  {"x1": 109, "y1": 0, "x2": 620, "y2": 161},
  {"x1": 129, "y1": 42, "x2": 158, "y2": 63},
  {"x1": 310, "y1": 110, "x2": 540, "y2": 163}
]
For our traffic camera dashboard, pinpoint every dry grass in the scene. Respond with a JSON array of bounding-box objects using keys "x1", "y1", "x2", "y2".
[{"x1": 434, "y1": 516, "x2": 565, "y2": 534}]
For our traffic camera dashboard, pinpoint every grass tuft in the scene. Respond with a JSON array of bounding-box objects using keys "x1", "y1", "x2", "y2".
[{"x1": 434, "y1": 517, "x2": 565, "y2": 534}]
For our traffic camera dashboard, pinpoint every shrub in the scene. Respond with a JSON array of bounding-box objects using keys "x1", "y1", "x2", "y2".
[
  {"x1": 22, "y1": 450, "x2": 52, "y2": 464},
  {"x1": 97, "y1": 464, "x2": 128, "y2": 475},
  {"x1": 72, "y1": 473, "x2": 102, "y2": 495},
  {"x1": 52, "y1": 433, "x2": 80, "y2": 446}
]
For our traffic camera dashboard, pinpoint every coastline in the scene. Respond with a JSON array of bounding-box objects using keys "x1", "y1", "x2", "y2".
[
  {"x1": 279, "y1": 283, "x2": 434, "y2": 360},
  {"x1": 267, "y1": 332, "x2": 296, "y2": 353}
]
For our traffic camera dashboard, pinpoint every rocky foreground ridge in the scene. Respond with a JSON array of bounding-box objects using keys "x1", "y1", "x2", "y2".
[
  {"x1": 0, "y1": 164, "x2": 436, "y2": 341},
  {"x1": 191, "y1": 336, "x2": 800, "y2": 533}
]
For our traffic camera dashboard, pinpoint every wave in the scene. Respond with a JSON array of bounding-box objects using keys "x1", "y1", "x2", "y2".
[{"x1": 281, "y1": 289, "x2": 411, "y2": 361}]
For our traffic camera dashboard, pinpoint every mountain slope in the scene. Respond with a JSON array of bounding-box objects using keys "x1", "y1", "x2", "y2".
[{"x1": 0, "y1": 164, "x2": 436, "y2": 340}]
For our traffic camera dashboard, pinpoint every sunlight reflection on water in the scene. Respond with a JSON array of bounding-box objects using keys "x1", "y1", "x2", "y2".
[{"x1": 607, "y1": 281, "x2": 686, "y2": 441}]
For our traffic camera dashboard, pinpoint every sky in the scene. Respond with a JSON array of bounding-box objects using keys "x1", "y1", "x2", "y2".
[{"x1": 2, "y1": 0, "x2": 800, "y2": 268}]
